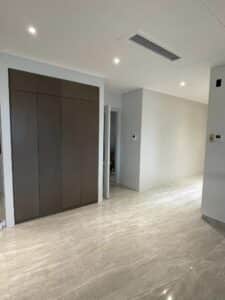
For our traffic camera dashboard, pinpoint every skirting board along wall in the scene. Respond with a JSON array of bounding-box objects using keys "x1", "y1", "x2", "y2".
[{"x1": 0, "y1": 53, "x2": 104, "y2": 227}]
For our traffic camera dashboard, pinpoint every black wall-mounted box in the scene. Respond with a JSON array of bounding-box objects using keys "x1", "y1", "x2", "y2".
[{"x1": 216, "y1": 79, "x2": 222, "y2": 87}]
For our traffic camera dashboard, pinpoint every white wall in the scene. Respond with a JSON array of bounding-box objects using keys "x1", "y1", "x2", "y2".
[
  {"x1": 120, "y1": 88, "x2": 207, "y2": 192},
  {"x1": 140, "y1": 89, "x2": 207, "y2": 191},
  {"x1": 104, "y1": 89, "x2": 122, "y2": 183},
  {"x1": 0, "y1": 53, "x2": 104, "y2": 227},
  {"x1": 120, "y1": 90, "x2": 143, "y2": 190},
  {"x1": 202, "y1": 65, "x2": 225, "y2": 223},
  {"x1": 104, "y1": 90, "x2": 122, "y2": 109}
]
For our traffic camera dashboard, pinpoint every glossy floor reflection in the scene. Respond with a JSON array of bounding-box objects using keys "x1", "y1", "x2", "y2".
[{"x1": 1, "y1": 177, "x2": 225, "y2": 300}]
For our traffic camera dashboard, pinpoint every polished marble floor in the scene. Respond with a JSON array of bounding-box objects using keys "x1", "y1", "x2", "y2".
[{"x1": 1, "y1": 177, "x2": 225, "y2": 300}]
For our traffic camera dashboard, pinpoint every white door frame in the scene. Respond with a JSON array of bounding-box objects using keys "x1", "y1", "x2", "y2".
[
  {"x1": 103, "y1": 106, "x2": 121, "y2": 199},
  {"x1": 103, "y1": 105, "x2": 111, "y2": 199}
]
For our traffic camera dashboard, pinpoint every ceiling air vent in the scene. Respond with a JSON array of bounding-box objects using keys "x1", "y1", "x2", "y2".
[{"x1": 130, "y1": 34, "x2": 180, "y2": 61}]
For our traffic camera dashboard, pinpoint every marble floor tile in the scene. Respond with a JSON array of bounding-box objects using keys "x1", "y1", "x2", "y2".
[{"x1": 0, "y1": 177, "x2": 225, "y2": 299}]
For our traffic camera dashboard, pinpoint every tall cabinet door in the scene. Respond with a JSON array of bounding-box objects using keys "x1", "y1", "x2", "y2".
[
  {"x1": 10, "y1": 91, "x2": 39, "y2": 223},
  {"x1": 80, "y1": 100, "x2": 99, "y2": 205},
  {"x1": 10, "y1": 69, "x2": 99, "y2": 224},
  {"x1": 62, "y1": 98, "x2": 82, "y2": 209},
  {"x1": 37, "y1": 94, "x2": 62, "y2": 216}
]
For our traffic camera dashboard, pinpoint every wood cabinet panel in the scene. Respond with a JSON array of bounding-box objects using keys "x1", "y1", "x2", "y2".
[
  {"x1": 10, "y1": 91, "x2": 39, "y2": 223},
  {"x1": 9, "y1": 69, "x2": 99, "y2": 223},
  {"x1": 62, "y1": 98, "x2": 82, "y2": 209},
  {"x1": 37, "y1": 94, "x2": 62, "y2": 217}
]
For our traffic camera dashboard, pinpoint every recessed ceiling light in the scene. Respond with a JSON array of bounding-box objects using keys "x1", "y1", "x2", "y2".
[
  {"x1": 28, "y1": 26, "x2": 37, "y2": 36},
  {"x1": 113, "y1": 57, "x2": 120, "y2": 65},
  {"x1": 180, "y1": 81, "x2": 187, "y2": 87}
]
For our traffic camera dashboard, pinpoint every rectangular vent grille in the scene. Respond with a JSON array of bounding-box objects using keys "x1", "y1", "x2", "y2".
[{"x1": 130, "y1": 34, "x2": 180, "y2": 61}]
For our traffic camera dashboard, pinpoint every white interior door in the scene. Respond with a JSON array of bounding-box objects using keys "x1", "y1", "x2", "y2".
[{"x1": 103, "y1": 105, "x2": 111, "y2": 199}]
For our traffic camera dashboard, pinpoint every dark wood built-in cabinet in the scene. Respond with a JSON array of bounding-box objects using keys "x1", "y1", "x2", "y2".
[{"x1": 9, "y1": 69, "x2": 99, "y2": 224}]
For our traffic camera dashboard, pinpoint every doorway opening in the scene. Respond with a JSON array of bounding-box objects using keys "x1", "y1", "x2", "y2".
[
  {"x1": 110, "y1": 111, "x2": 120, "y2": 187},
  {"x1": 103, "y1": 106, "x2": 120, "y2": 199}
]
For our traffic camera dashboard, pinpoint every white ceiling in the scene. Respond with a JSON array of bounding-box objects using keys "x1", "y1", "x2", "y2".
[{"x1": 1, "y1": 0, "x2": 225, "y2": 103}]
